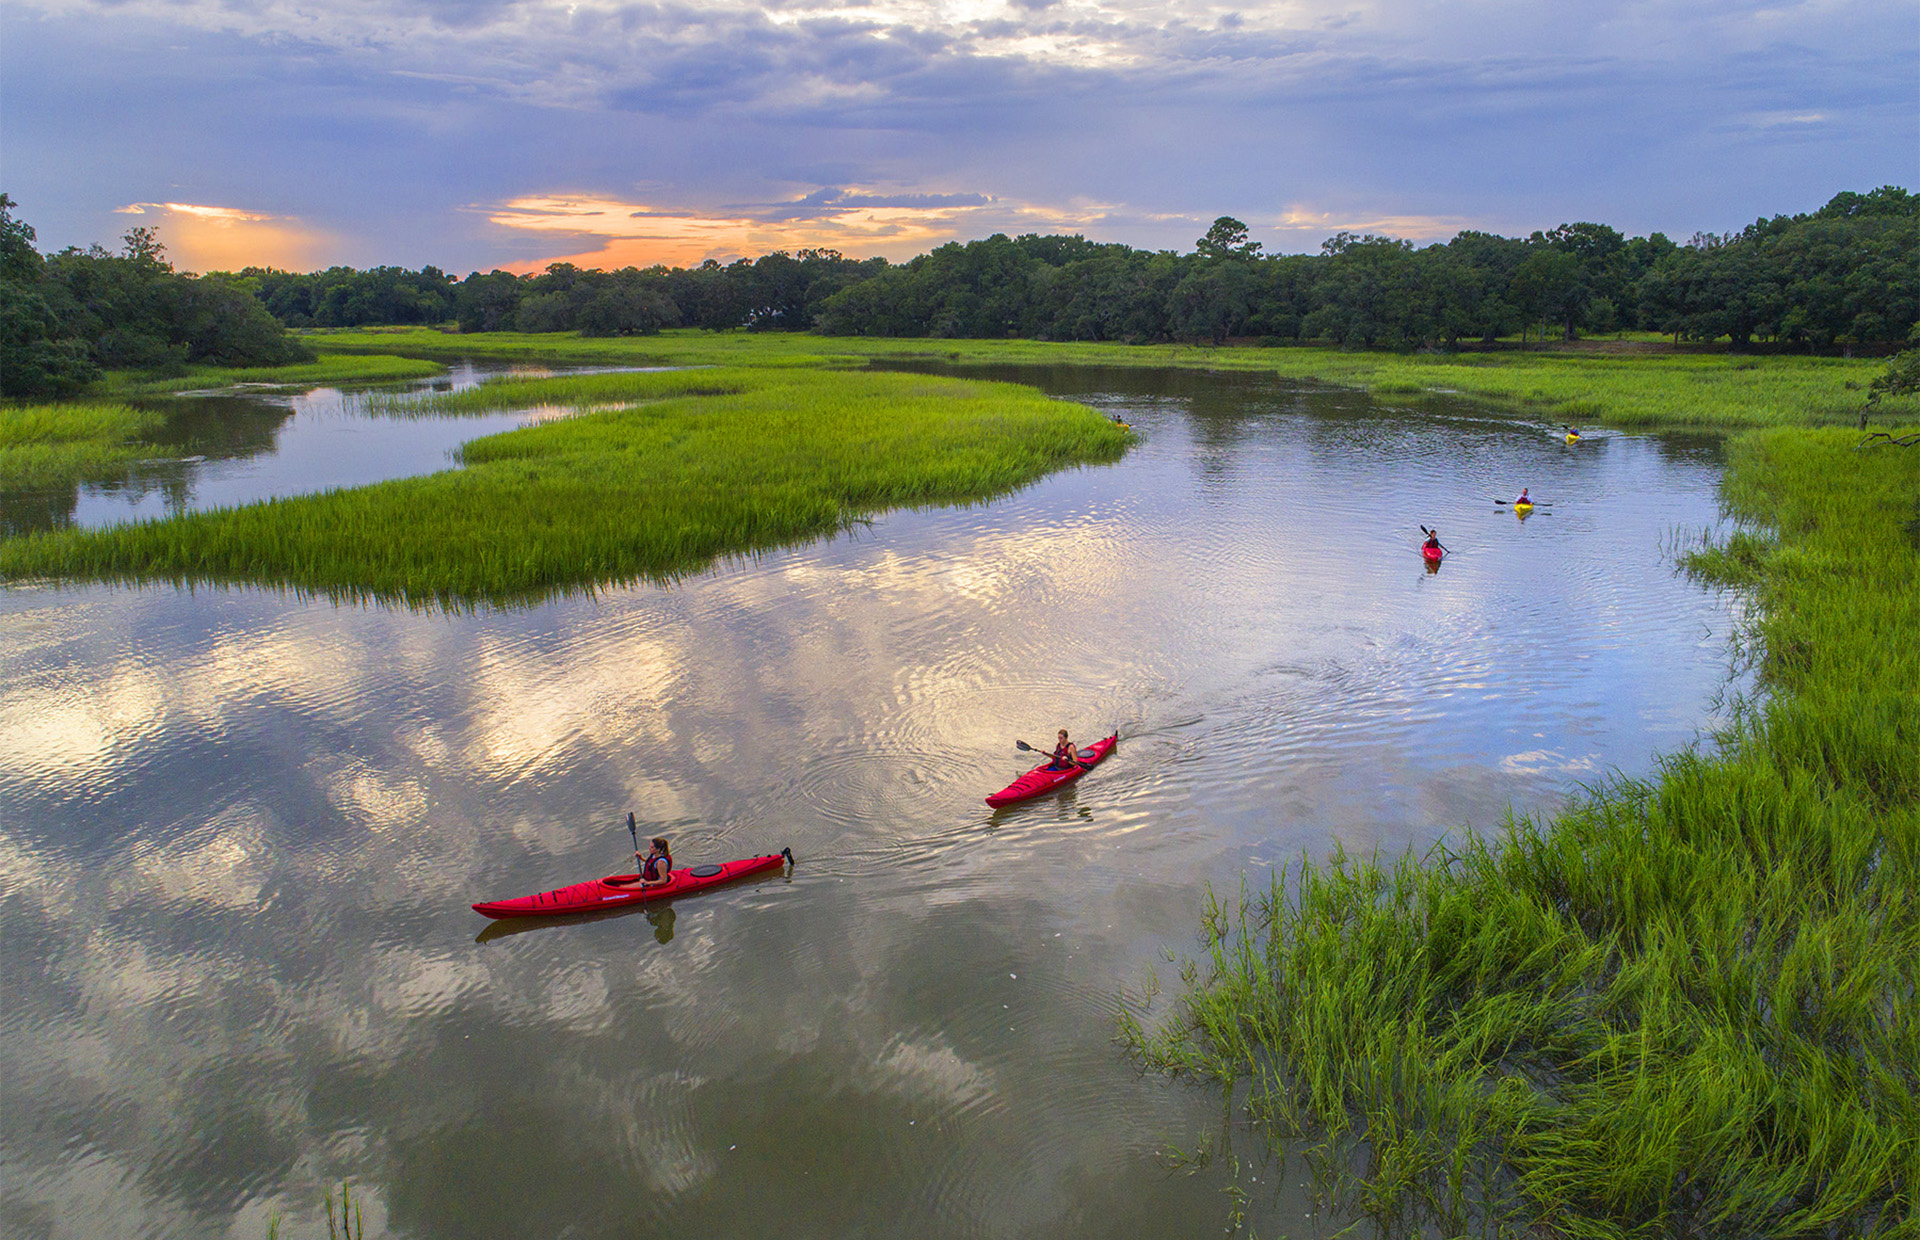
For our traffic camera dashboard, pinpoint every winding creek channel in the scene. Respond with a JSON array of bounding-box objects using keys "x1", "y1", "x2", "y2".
[{"x1": 1, "y1": 363, "x2": 1745, "y2": 1239}]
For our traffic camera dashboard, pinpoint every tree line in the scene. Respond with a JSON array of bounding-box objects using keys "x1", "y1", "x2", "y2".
[
  {"x1": 227, "y1": 249, "x2": 888, "y2": 337},
  {"x1": 222, "y1": 187, "x2": 1914, "y2": 350},
  {"x1": 2, "y1": 195, "x2": 311, "y2": 397},
  {"x1": 809, "y1": 190, "x2": 1915, "y2": 348},
  {"x1": 3, "y1": 187, "x2": 1914, "y2": 399}
]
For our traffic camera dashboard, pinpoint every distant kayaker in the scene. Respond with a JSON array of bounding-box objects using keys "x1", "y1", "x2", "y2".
[
  {"x1": 1515, "y1": 487, "x2": 1531, "y2": 505},
  {"x1": 1047, "y1": 729, "x2": 1079, "y2": 771},
  {"x1": 636, "y1": 836, "x2": 673, "y2": 888},
  {"x1": 1423, "y1": 529, "x2": 1441, "y2": 552}
]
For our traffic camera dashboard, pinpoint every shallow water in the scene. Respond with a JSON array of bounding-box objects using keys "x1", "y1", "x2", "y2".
[
  {"x1": 0, "y1": 363, "x2": 1742, "y2": 1239},
  {"x1": 1, "y1": 362, "x2": 645, "y2": 537}
]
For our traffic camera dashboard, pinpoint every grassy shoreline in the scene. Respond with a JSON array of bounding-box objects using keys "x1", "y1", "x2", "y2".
[
  {"x1": 0, "y1": 366, "x2": 1130, "y2": 606},
  {"x1": 1123, "y1": 426, "x2": 1919, "y2": 1235},
  {"x1": 307, "y1": 328, "x2": 1918, "y2": 430},
  {"x1": 0, "y1": 403, "x2": 169, "y2": 487},
  {"x1": 95, "y1": 352, "x2": 445, "y2": 395}
]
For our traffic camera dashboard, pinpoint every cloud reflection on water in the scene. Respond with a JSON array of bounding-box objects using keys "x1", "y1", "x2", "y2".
[{"x1": 0, "y1": 374, "x2": 1747, "y2": 1238}]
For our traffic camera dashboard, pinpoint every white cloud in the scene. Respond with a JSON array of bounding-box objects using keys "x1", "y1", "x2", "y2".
[{"x1": 3, "y1": 0, "x2": 1911, "y2": 268}]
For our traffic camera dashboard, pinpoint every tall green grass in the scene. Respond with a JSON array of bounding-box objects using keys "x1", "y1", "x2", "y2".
[
  {"x1": 309, "y1": 329, "x2": 1918, "y2": 430},
  {"x1": 0, "y1": 403, "x2": 167, "y2": 486},
  {"x1": 1123, "y1": 426, "x2": 1919, "y2": 1236},
  {"x1": 96, "y1": 353, "x2": 444, "y2": 395},
  {"x1": 0, "y1": 368, "x2": 1130, "y2": 606},
  {"x1": 359, "y1": 368, "x2": 748, "y2": 417}
]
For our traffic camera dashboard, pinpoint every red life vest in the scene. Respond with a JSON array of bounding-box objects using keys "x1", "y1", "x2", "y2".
[{"x1": 643, "y1": 850, "x2": 671, "y2": 881}]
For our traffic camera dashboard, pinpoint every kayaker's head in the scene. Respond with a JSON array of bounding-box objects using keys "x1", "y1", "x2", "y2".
[
  {"x1": 650, "y1": 836, "x2": 670, "y2": 852},
  {"x1": 1058, "y1": 729, "x2": 1069, "y2": 744}
]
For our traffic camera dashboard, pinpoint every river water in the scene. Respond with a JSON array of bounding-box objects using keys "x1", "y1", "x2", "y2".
[{"x1": 0, "y1": 363, "x2": 1741, "y2": 1239}]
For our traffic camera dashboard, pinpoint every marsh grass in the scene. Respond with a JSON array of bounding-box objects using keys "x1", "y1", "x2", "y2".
[
  {"x1": 98, "y1": 353, "x2": 444, "y2": 395},
  {"x1": 310, "y1": 329, "x2": 1919, "y2": 431},
  {"x1": 0, "y1": 403, "x2": 167, "y2": 486},
  {"x1": 360, "y1": 368, "x2": 748, "y2": 417},
  {"x1": 0, "y1": 367, "x2": 1130, "y2": 606},
  {"x1": 1122, "y1": 426, "x2": 1920, "y2": 1236}
]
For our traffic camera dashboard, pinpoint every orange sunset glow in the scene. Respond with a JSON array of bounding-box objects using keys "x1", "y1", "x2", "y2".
[
  {"x1": 488, "y1": 192, "x2": 1122, "y2": 272},
  {"x1": 115, "y1": 203, "x2": 333, "y2": 274}
]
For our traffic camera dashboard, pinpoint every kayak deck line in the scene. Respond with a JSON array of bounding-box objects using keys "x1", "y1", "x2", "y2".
[
  {"x1": 986, "y1": 733, "x2": 1119, "y2": 808},
  {"x1": 473, "y1": 847, "x2": 793, "y2": 919}
]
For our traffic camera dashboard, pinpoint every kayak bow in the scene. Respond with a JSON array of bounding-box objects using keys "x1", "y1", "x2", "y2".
[
  {"x1": 986, "y1": 733, "x2": 1118, "y2": 807},
  {"x1": 473, "y1": 848, "x2": 791, "y2": 919},
  {"x1": 1422, "y1": 544, "x2": 1444, "y2": 564}
]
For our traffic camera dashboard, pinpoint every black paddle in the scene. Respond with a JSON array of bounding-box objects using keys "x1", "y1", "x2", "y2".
[
  {"x1": 626, "y1": 811, "x2": 641, "y2": 867},
  {"x1": 1420, "y1": 525, "x2": 1448, "y2": 556},
  {"x1": 1016, "y1": 739, "x2": 1091, "y2": 769}
]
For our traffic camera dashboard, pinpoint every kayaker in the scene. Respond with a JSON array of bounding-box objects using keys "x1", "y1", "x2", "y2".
[
  {"x1": 1515, "y1": 487, "x2": 1531, "y2": 505},
  {"x1": 1423, "y1": 529, "x2": 1442, "y2": 552},
  {"x1": 635, "y1": 836, "x2": 673, "y2": 888},
  {"x1": 1046, "y1": 729, "x2": 1079, "y2": 771}
]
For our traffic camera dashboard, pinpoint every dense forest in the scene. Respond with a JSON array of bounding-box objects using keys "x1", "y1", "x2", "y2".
[
  {"x1": 2, "y1": 188, "x2": 1915, "y2": 398},
  {"x1": 214, "y1": 187, "x2": 1917, "y2": 350},
  {"x1": 0, "y1": 195, "x2": 311, "y2": 397},
  {"x1": 228, "y1": 248, "x2": 889, "y2": 337}
]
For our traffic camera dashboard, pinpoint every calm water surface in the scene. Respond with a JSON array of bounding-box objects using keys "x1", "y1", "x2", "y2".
[
  {"x1": 1, "y1": 362, "x2": 653, "y2": 537},
  {"x1": 0, "y1": 364, "x2": 1742, "y2": 1239}
]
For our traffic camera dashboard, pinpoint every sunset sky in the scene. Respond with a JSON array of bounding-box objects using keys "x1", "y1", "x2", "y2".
[{"x1": 4, "y1": 0, "x2": 1914, "y2": 274}]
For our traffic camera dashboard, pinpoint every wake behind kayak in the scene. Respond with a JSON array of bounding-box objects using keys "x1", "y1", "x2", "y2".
[{"x1": 473, "y1": 847, "x2": 792, "y2": 919}]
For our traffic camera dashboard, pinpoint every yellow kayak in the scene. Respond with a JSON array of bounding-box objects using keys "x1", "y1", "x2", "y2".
[{"x1": 1565, "y1": 432, "x2": 1581, "y2": 444}]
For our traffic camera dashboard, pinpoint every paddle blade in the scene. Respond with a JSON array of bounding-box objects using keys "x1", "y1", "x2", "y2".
[{"x1": 1015, "y1": 740, "x2": 1035, "y2": 752}]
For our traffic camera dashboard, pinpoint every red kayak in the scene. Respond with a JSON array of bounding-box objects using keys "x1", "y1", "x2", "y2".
[
  {"x1": 1422, "y1": 545, "x2": 1444, "y2": 564},
  {"x1": 986, "y1": 733, "x2": 1118, "y2": 807},
  {"x1": 473, "y1": 848, "x2": 791, "y2": 919}
]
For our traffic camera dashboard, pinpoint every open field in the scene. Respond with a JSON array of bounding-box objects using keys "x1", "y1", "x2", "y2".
[
  {"x1": 0, "y1": 403, "x2": 168, "y2": 486},
  {"x1": 0, "y1": 366, "x2": 1130, "y2": 606},
  {"x1": 1124, "y1": 425, "x2": 1920, "y2": 1236},
  {"x1": 307, "y1": 328, "x2": 1919, "y2": 430}
]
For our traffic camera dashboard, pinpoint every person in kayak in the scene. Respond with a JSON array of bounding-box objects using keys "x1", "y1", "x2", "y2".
[
  {"x1": 635, "y1": 836, "x2": 674, "y2": 888},
  {"x1": 1423, "y1": 529, "x2": 1442, "y2": 553},
  {"x1": 1046, "y1": 729, "x2": 1081, "y2": 771}
]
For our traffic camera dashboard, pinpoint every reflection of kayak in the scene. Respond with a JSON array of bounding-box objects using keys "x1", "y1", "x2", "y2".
[
  {"x1": 473, "y1": 849, "x2": 791, "y2": 918},
  {"x1": 987, "y1": 733, "x2": 1118, "y2": 807},
  {"x1": 1422, "y1": 545, "x2": 1444, "y2": 563}
]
